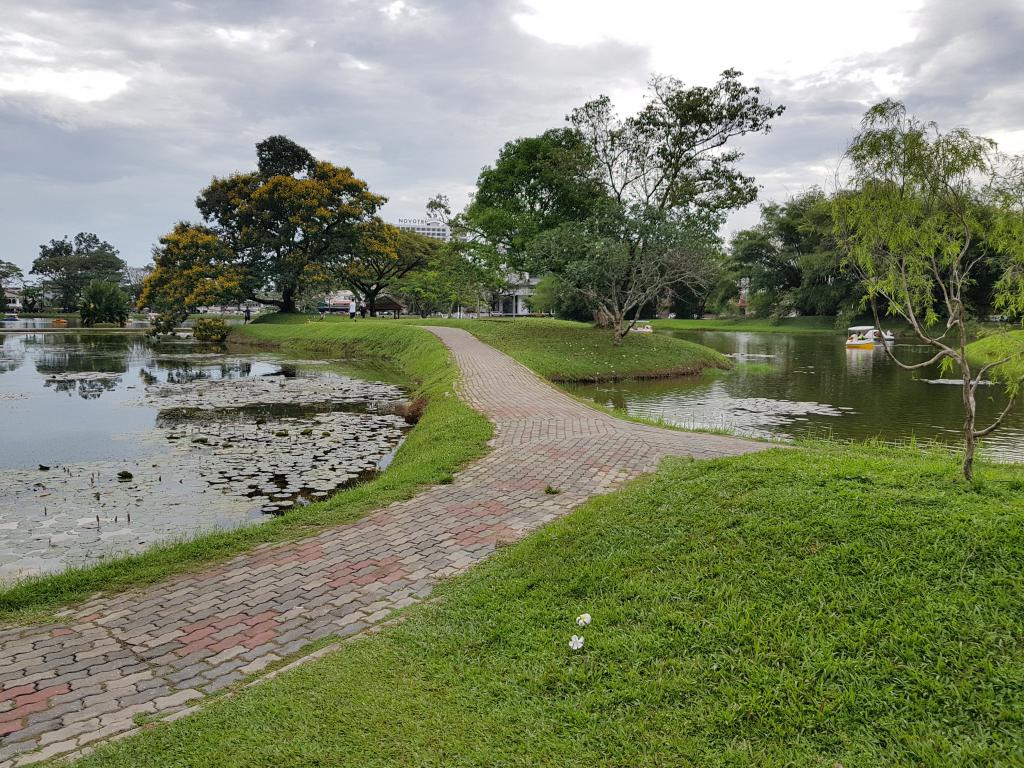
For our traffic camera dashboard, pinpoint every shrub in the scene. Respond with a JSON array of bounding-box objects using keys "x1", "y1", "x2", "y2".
[
  {"x1": 192, "y1": 316, "x2": 230, "y2": 342},
  {"x1": 79, "y1": 280, "x2": 130, "y2": 327}
]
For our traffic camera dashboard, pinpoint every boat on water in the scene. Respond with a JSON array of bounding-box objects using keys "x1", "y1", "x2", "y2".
[
  {"x1": 52, "y1": 317, "x2": 68, "y2": 326},
  {"x1": 846, "y1": 325, "x2": 894, "y2": 349},
  {"x1": 2, "y1": 313, "x2": 18, "y2": 321}
]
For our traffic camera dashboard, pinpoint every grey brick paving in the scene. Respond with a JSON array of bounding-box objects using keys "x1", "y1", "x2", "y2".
[{"x1": 0, "y1": 326, "x2": 764, "y2": 765}]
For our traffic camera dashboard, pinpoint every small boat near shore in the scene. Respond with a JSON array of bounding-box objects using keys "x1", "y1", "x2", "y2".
[{"x1": 846, "y1": 325, "x2": 894, "y2": 349}]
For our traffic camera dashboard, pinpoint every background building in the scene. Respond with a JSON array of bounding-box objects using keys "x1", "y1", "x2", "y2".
[{"x1": 394, "y1": 218, "x2": 450, "y2": 242}]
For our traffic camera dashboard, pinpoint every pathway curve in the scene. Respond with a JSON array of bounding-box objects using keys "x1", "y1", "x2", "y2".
[{"x1": 0, "y1": 327, "x2": 765, "y2": 765}]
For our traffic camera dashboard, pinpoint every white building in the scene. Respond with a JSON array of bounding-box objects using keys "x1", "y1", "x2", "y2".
[
  {"x1": 492, "y1": 273, "x2": 541, "y2": 316},
  {"x1": 395, "y1": 218, "x2": 451, "y2": 242},
  {"x1": 4, "y1": 288, "x2": 23, "y2": 312}
]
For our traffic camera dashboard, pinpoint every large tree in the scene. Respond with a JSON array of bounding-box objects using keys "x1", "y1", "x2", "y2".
[
  {"x1": 195, "y1": 135, "x2": 385, "y2": 312},
  {"x1": 341, "y1": 221, "x2": 435, "y2": 315},
  {"x1": 834, "y1": 100, "x2": 1024, "y2": 481},
  {"x1": 529, "y1": 70, "x2": 784, "y2": 342},
  {"x1": 31, "y1": 233, "x2": 125, "y2": 311}
]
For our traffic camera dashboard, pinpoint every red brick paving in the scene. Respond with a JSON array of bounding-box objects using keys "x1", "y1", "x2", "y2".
[{"x1": 0, "y1": 326, "x2": 764, "y2": 765}]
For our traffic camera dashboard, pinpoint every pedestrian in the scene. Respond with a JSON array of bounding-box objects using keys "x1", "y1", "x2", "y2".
[
  {"x1": 359, "y1": 302, "x2": 367, "y2": 319},
  {"x1": 349, "y1": 301, "x2": 357, "y2": 321},
  {"x1": 243, "y1": 306, "x2": 251, "y2": 324}
]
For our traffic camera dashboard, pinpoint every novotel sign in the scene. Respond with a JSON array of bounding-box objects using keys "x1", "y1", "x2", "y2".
[{"x1": 397, "y1": 218, "x2": 445, "y2": 227}]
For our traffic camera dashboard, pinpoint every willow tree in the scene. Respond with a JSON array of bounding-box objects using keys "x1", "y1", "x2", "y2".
[{"x1": 835, "y1": 100, "x2": 1024, "y2": 480}]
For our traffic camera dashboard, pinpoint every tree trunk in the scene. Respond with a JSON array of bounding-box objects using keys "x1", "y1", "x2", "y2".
[
  {"x1": 366, "y1": 289, "x2": 379, "y2": 317},
  {"x1": 962, "y1": 363, "x2": 977, "y2": 482},
  {"x1": 280, "y1": 287, "x2": 296, "y2": 314}
]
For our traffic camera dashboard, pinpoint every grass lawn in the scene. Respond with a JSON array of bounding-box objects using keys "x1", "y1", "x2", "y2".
[
  {"x1": 73, "y1": 444, "x2": 1024, "y2": 767},
  {"x1": 396, "y1": 316, "x2": 729, "y2": 381},
  {"x1": 0, "y1": 318, "x2": 491, "y2": 621}
]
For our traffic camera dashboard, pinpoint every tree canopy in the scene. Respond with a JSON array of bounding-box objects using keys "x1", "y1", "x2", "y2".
[
  {"x1": 31, "y1": 233, "x2": 125, "y2": 312},
  {"x1": 148, "y1": 135, "x2": 386, "y2": 314},
  {"x1": 503, "y1": 70, "x2": 784, "y2": 342},
  {"x1": 341, "y1": 222, "x2": 436, "y2": 315}
]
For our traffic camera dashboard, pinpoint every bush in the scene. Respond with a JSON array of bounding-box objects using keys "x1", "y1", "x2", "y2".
[
  {"x1": 79, "y1": 280, "x2": 130, "y2": 327},
  {"x1": 192, "y1": 316, "x2": 230, "y2": 342}
]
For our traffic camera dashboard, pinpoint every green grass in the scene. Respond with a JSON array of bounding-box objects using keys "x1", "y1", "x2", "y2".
[
  {"x1": 397, "y1": 316, "x2": 729, "y2": 381},
  {"x1": 71, "y1": 443, "x2": 1024, "y2": 767},
  {"x1": 967, "y1": 329, "x2": 1024, "y2": 384},
  {"x1": 0, "y1": 316, "x2": 491, "y2": 622}
]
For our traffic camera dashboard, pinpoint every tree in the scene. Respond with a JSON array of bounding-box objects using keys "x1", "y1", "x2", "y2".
[
  {"x1": 138, "y1": 222, "x2": 246, "y2": 330},
  {"x1": 526, "y1": 70, "x2": 783, "y2": 342},
  {"x1": 834, "y1": 100, "x2": 1024, "y2": 481},
  {"x1": 341, "y1": 221, "x2": 435, "y2": 315},
  {"x1": 0, "y1": 260, "x2": 22, "y2": 312},
  {"x1": 79, "y1": 280, "x2": 130, "y2": 327},
  {"x1": 31, "y1": 233, "x2": 126, "y2": 311},
  {"x1": 730, "y1": 189, "x2": 860, "y2": 320},
  {"x1": 19, "y1": 285, "x2": 44, "y2": 312},
  {"x1": 0, "y1": 260, "x2": 22, "y2": 291},
  {"x1": 195, "y1": 135, "x2": 385, "y2": 312},
  {"x1": 393, "y1": 243, "x2": 504, "y2": 317},
  {"x1": 529, "y1": 205, "x2": 717, "y2": 342},
  {"x1": 460, "y1": 129, "x2": 607, "y2": 261},
  {"x1": 123, "y1": 265, "x2": 153, "y2": 305}
]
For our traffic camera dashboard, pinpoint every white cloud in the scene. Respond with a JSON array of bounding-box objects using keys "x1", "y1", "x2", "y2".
[{"x1": 0, "y1": 67, "x2": 129, "y2": 103}]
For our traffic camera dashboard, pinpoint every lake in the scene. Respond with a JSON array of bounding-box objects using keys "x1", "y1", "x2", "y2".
[
  {"x1": 0, "y1": 332, "x2": 409, "y2": 581},
  {"x1": 565, "y1": 330, "x2": 1024, "y2": 462}
]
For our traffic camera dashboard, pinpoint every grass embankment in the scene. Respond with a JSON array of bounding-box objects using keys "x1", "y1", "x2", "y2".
[
  {"x1": 74, "y1": 444, "x2": 1024, "y2": 767},
  {"x1": 967, "y1": 329, "x2": 1024, "y2": 383},
  {"x1": 399, "y1": 316, "x2": 730, "y2": 381},
  {"x1": 652, "y1": 316, "x2": 843, "y2": 334},
  {"x1": 0, "y1": 318, "x2": 491, "y2": 622}
]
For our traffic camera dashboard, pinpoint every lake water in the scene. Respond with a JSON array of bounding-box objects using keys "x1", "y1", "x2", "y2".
[
  {"x1": 565, "y1": 330, "x2": 1024, "y2": 462},
  {"x1": 0, "y1": 332, "x2": 409, "y2": 581}
]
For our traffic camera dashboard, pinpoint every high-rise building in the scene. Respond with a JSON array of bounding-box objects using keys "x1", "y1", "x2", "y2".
[{"x1": 394, "y1": 218, "x2": 450, "y2": 242}]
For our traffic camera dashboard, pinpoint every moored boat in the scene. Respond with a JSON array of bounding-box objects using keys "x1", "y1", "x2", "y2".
[{"x1": 846, "y1": 325, "x2": 894, "y2": 349}]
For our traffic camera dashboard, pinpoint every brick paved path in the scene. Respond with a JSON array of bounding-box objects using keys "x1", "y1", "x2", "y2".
[{"x1": 0, "y1": 327, "x2": 764, "y2": 765}]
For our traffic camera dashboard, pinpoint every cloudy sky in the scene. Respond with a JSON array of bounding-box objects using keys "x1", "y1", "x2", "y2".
[{"x1": 1, "y1": 0, "x2": 1022, "y2": 269}]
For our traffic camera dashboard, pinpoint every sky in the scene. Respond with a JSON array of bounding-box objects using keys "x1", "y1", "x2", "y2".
[{"x1": 1, "y1": 0, "x2": 1022, "y2": 270}]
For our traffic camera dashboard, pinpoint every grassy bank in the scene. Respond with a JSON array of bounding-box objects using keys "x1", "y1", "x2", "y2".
[
  {"x1": 653, "y1": 316, "x2": 843, "y2": 334},
  {"x1": 0, "y1": 318, "x2": 491, "y2": 622},
  {"x1": 398, "y1": 316, "x2": 729, "y2": 381},
  {"x1": 73, "y1": 443, "x2": 1024, "y2": 767},
  {"x1": 968, "y1": 329, "x2": 1024, "y2": 382}
]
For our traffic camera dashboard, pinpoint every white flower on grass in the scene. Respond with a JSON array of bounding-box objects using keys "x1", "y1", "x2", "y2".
[
  {"x1": 569, "y1": 634, "x2": 585, "y2": 651},
  {"x1": 576, "y1": 613, "x2": 592, "y2": 627}
]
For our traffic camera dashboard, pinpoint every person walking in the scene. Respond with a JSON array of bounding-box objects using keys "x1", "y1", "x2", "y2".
[
  {"x1": 359, "y1": 302, "x2": 368, "y2": 320},
  {"x1": 349, "y1": 300, "x2": 357, "y2": 321},
  {"x1": 243, "y1": 306, "x2": 251, "y2": 324}
]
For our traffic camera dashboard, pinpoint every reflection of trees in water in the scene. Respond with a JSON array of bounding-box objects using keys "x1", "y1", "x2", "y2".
[
  {"x1": 32, "y1": 334, "x2": 141, "y2": 376},
  {"x1": 45, "y1": 376, "x2": 121, "y2": 399},
  {"x1": 0, "y1": 336, "x2": 27, "y2": 374}
]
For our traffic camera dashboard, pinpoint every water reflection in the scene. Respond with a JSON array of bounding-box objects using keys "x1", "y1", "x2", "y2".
[{"x1": 566, "y1": 330, "x2": 1024, "y2": 462}]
